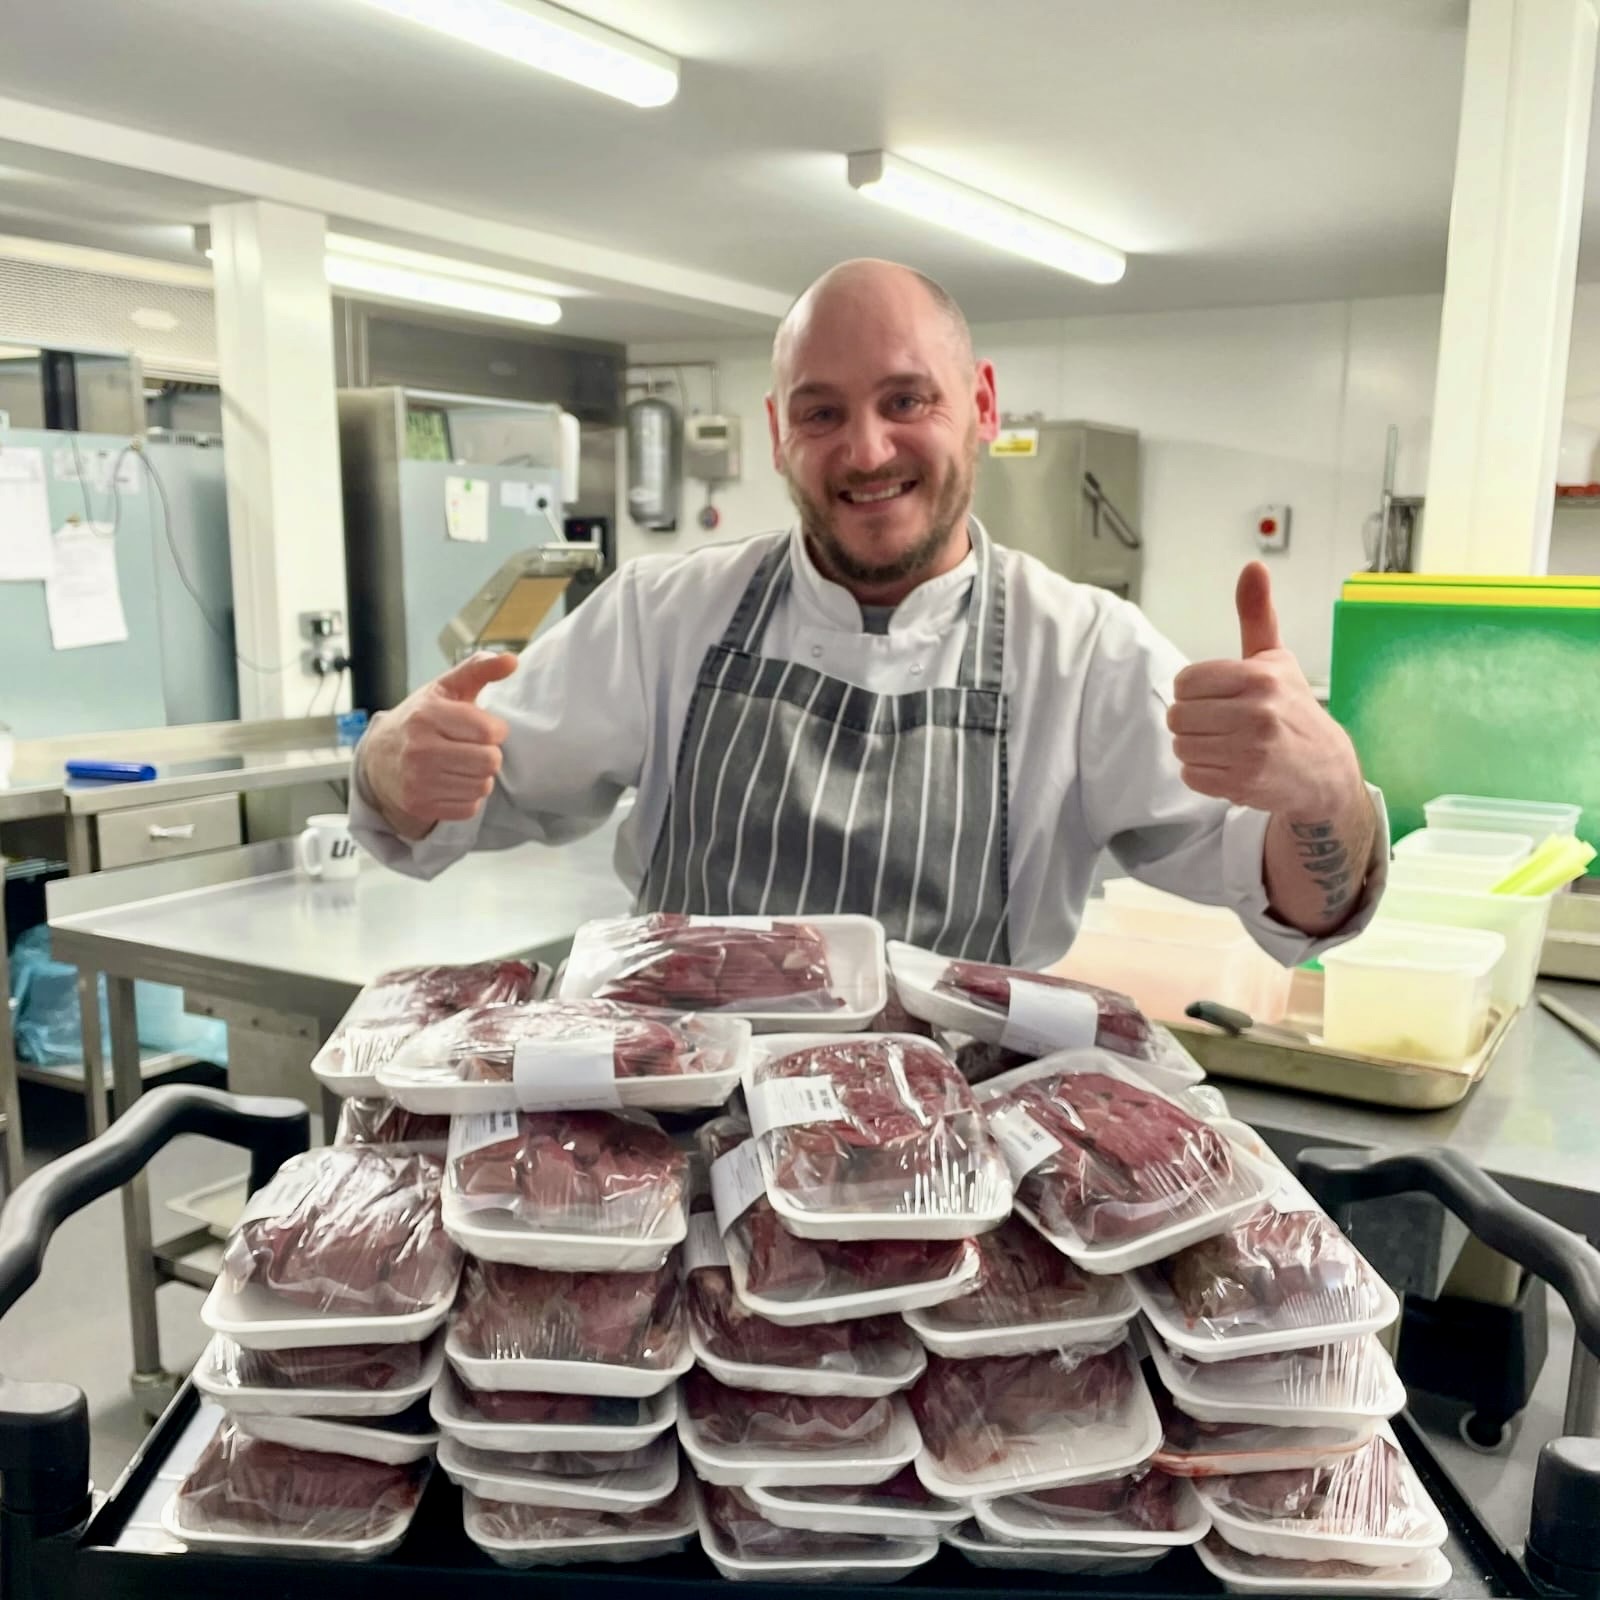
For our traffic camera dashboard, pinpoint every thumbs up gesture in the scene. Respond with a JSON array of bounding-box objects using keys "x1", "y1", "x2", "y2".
[
  {"x1": 1167, "y1": 563, "x2": 1360, "y2": 817},
  {"x1": 359, "y1": 651, "x2": 519, "y2": 839}
]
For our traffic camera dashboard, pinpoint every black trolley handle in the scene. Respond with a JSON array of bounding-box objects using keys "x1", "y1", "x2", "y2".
[
  {"x1": 1296, "y1": 1144, "x2": 1600, "y2": 1432},
  {"x1": 0, "y1": 1086, "x2": 309, "y2": 1520}
]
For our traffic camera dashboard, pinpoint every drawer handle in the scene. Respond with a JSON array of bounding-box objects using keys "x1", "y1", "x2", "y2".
[{"x1": 147, "y1": 824, "x2": 197, "y2": 841}]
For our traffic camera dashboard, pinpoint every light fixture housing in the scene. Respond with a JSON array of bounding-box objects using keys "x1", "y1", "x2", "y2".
[
  {"x1": 349, "y1": 0, "x2": 678, "y2": 108},
  {"x1": 847, "y1": 150, "x2": 1126, "y2": 285},
  {"x1": 324, "y1": 251, "x2": 562, "y2": 326}
]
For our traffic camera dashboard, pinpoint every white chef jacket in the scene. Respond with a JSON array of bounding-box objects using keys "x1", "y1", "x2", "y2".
[{"x1": 349, "y1": 526, "x2": 1388, "y2": 970}]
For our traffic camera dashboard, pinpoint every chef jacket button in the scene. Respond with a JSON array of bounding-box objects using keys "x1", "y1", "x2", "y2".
[
  {"x1": 811, "y1": 645, "x2": 823, "y2": 659},
  {"x1": 911, "y1": 662, "x2": 923, "y2": 676}
]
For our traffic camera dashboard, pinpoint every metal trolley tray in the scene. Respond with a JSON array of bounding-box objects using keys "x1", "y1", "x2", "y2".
[{"x1": 2, "y1": 1088, "x2": 1597, "y2": 1600}]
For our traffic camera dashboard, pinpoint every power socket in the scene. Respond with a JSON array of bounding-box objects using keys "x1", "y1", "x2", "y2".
[{"x1": 299, "y1": 610, "x2": 344, "y2": 642}]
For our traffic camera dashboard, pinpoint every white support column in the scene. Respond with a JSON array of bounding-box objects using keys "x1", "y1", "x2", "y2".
[
  {"x1": 210, "y1": 200, "x2": 348, "y2": 718},
  {"x1": 1421, "y1": 0, "x2": 1598, "y2": 574}
]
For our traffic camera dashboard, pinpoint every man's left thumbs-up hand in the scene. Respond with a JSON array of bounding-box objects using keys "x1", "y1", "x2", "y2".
[{"x1": 1166, "y1": 562, "x2": 1361, "y2": 818}]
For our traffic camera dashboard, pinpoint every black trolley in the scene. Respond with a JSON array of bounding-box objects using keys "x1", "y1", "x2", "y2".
[{"x1": 2, "y1": 1086, "x2": 1598, "y2": 1600}]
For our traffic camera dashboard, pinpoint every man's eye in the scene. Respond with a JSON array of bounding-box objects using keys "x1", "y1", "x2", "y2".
[
  {"x1": 889, "y1": 393, "x2": 927, "y2": 414},
  {"x1": 803, "y1": 407, "x2": 838, "y2": 425}
]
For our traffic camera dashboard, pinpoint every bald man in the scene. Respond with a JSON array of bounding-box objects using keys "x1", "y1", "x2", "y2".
[{"x1": 352, "y1": 259, "x2": 1384, "y2": 968}]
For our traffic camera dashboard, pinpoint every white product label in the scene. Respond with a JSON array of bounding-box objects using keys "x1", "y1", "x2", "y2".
[
  {"x1": 684, "y1": 1210, "x2": 730, "y2": 1273},
  {"x1": 987, "y1": 1103, "x2": 1061, "y2": 1180},
  {"x1": 710, "y1": 1139, "x2": 768, "y2": 1231},
  {"x1": 238, "y1": 1158, "x2": 323, "y2": 1227},
  {"x1": 745, "y1": 1076, "x2": 847, "y2": 1139},
  {"x1": 511, "y1": 1032, "x2": 621, "y2": 1110},
  {"x1": 999, "y1": 978, "x2": 1099, "y2": 1055},
  {"x1": 688, "y1": 914, "x2": 773, "y2": 931},
  {"x1": 449, "y1": 1109, "x2": 519, "y2": 1160}
]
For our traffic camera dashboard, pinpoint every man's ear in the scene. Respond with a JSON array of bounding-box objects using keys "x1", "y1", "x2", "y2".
[
  {"x1": 766, "y1": 392, "x2": 784, "y2": 470},
  {"x1": 974, "y1": 359, "x2": 1000, "y2": 444}
]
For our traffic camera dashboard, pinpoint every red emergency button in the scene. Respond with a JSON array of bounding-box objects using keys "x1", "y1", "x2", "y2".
[{"x1": 1258, "y1": 516, "x2": 1278, "y2": 535}]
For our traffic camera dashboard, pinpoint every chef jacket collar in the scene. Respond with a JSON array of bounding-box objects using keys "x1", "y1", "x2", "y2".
[{"x1": 787, "y1": 518, "x2": 982, "y2": 636}]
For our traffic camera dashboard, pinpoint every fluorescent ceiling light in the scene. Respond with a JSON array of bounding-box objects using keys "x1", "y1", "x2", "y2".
[
  {"x1": 324, "y1": 252, "x2": 562, "y2": 326},
  {"x1": 847, "y1": 150, "x2": 1126, "y2": 286},
  {"x1": 348, "y1": 0, "x2": 678, "y2": 108},
  {"x1": 324, "y1": 233, "x2": 584, "y2": 299}
]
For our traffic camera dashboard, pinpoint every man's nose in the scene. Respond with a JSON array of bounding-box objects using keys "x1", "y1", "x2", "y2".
[{"x1": 840, "y1": 410, "x2": 899, "y2": 475}]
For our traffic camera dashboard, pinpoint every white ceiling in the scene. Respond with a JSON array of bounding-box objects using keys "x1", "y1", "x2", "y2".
[{"x1": 0, "y1": 0, "x2": 1564, "y2": 341}]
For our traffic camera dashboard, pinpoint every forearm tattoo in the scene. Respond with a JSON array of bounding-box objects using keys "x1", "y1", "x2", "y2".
[{"x1": 1290, "y1": 819, "x2": 1357, "y2": 918}]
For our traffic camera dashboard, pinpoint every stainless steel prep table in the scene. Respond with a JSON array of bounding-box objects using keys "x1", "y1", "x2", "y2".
[{"x1": 46, "y1": 823, "x2": 631, "y2": 1409}]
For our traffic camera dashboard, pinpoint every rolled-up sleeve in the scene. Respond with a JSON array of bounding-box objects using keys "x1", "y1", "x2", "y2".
[
  {"x1": 348, "y1": 562, "x2": 651, "y2": 882},
  {"x1": 1077, "y1": 600, "x2": 1389, "y2": 967}
]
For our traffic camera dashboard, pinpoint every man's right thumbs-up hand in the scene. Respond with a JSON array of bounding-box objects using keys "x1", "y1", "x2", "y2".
[{"x1": 359, "y1": 651, "x2": 519, "y2": 840}]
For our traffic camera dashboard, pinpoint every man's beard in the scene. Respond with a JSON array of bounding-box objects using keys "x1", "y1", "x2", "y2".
[{"x1": 787, "y1": 427, "x2": 977, "y2": 590}]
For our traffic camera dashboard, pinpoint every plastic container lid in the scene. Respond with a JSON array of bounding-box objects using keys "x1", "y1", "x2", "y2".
[
  {"x1": 428, "y1": 1370, "x2": 676, "y2": 1454},
  {"x1": 745, "y1": 1475, "x2": 967, "y2": 1539},
  {"x1": 1423, "y1": 793, "x2": 1581, "y2": 846},
  {"x1": 200, "y1": 1273, "x2": 457, "y2": 1353},
  {"x1": 943, "y1": 1522, "x2": 1170, "y2": 1576},
  {"x1": 191, "y1": 1333, "x2": 445, "y2": 1419},
  {"x1": 678, "y1": 1389, "x2": 923, "y2": 1489},
  {"x1": 233, "y1": 1407, "x2": 439, "y2": 1466},
  {"x1": 438, "y1": 1433, "x2": 679, "y2": 1512},
  {"x1": 1195, "y1": 1532, "x2": 1452, "y2": 1594},
  {"x1": 1393, "y1": 827, "x2": 1532, "y2": 864},
  {"x1": 559, "y1": 914, "x2": 888, "y2": 1032},
  {"x1": 463, "y1": 1484, "x2": 695, "y2": 1569},
  {"x1": 1321, "y1": 922, "x2": 1504, "y2": 977}
]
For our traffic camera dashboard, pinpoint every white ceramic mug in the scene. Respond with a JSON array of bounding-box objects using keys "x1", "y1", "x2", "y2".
[{"x1": 297, "y1": 813, "x2": 360, "y2": 881}]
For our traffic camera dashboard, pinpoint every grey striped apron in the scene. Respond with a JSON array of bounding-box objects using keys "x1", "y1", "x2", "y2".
[{"x1": 636, "y1": 522, "x2": 1011, "y2": 962}]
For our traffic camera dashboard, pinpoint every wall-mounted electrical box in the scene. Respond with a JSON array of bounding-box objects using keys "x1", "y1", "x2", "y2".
[
  {"x1": 1256, "y1": 504, "x2": 1291, "y2": 552},
  {"x1": 685, "y1": 414, "x2": 741, "y2": 483}
]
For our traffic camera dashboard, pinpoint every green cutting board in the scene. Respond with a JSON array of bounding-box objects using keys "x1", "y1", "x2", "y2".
[{"x1": 1329, "y1": 599, "x2": 1600, "y2": 869}]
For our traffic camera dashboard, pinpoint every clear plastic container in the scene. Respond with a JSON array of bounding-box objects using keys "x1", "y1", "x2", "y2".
[
  {"x1": 1384, "y1": 855, "x2": 1515, "y2": 893},
  {"x1": 1371, "y1": 886, "x2": 1552, "y2": 1011},
  {"x1": 1422, "y1": 794, "x2": 1581, "y2": 850},
  {"x1": 1392, "y1": 828, "x2": 1531, "y2": 869},
  {"x1": 1320, "y1": 922, "x2": 1503, "y2": 1065}
]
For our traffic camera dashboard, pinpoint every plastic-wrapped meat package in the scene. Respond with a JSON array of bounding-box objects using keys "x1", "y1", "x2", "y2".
[
  {"x1": 1143, "y1": 1204, "x2": 1386, "y2": 1339},
  {"x1": 1198, "y1": 1432, "x2": 1444, "y2": 1557},
  {"x1": 943, "y1": 1033, "x2": 1034, "y2": 1085},
  {"x1": 1017, "y1": 1468, "x2": 1187, "y2": 1532},
  {"x1": 222, "y1": 1338, "x2": 431, "y2": 1393},
  {"x1": 702, "y1": 1484, "x2": 897, "y2": 1561},
  {"x1": 768, "y1": 1466, "x2": 950, "y2": 1515},
  {"x1": 937, "y1": 958, "x2": 1157, "y2": 1059},
  {"x1": 978, "y1": 1054, "x2": 1258, "y2": 1253},
  {"x1": 448, "y1": 1441, "x2": 658, "y2": 1478},
  {"x1": 221, "y1": 1148, "x2": 460, "y2": 1317},
  {"x1": 172, "y1": 1422, "x2": 427, "y2": 1541},
  {"x1": 908, "y1": 1344, "x2": 1145, "y2": 1490},
  {"x1": 334, "y1": 1099, "x2": 450, "y2": 1154},
  {"x1": 698, "y1": 1118, "x2": 972, "y2": 1311},
  {"x1": 313, "y1": 961, "x2": 540, "y2": 1081},
  {"x1": 1153, "y1": 1337, "x2": 1404, "y2": 1424},
  {"x1": 456, "y1": 1387, "x2": 645, "y2": 1427},
  {"x1": 469, "y1": 1481, "x2": 693, "y2": 1544},
  {"x1": 684, "y1": 1367, "x2": 893, "y2": 1452},
  {"x1": 748, "y1": 1037, "x2": 1010, "y2": 1230},
  {"x1": 912, "y1": 1215, "x2": 1132, "y2": 1338},
  {"x1": 451, "y1": 1257, "x2": 684, "y2": 1370},
  {"x1": 448, "y1": 1109, "x2": 686, "y2": 1236},
  {"x1": 689, "y1": 1259, "x2": 919, "y2": 1377},
  {"x1": 575, "y1": 913, "x2": 840, "y2": 1012},
  {"x1": 1197, "y1": 1534, "x2": 1452, "y2": 1592},
  {"x1": 1152, "y1": 1383, "x2": 1372, "y2": 1476}
]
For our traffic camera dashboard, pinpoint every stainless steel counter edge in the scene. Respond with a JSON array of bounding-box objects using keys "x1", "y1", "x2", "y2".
[
  {"x1": 0, "y1": 780, "x2": 66, "y2": 823},
  {"x1": 59, "y1": 749, "x2": 353, "y2": 814}
]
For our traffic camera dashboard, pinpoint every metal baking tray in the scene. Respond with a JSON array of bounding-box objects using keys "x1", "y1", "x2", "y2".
[
  {"x1": 1540, "y1": 885, "x2": 1600, "y2": 983},
  {"x1": 1166, "y1": 968, "x2": 1515, "y2": 1110}
]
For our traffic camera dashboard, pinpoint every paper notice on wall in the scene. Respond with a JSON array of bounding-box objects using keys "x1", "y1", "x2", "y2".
[
  {"x1": 0, "y1": 447, "x2": 55, "y2": 581},
  {"x1": 45, "y1": 522, "x2": 128, "y2": 650},
  {"x1": 445, "y1": 475, "x2": 490, "y2": 542},
  {"x1": 51, "y1": 447, "x2": 140, "y2": 496}
]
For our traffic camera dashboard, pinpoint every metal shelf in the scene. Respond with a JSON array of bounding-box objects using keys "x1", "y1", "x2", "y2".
[{"x1": 16, "y1": 1051, "x2": 203, "y2": 1093}]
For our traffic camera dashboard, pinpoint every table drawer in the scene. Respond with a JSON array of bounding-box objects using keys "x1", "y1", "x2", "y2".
[{"x1": 95, "y1": 793, "x2": 243, "y2": 869}]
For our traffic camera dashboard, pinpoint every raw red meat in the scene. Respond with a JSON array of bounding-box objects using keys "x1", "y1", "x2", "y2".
[
  {"x1": 452, "y1": 1257, "x2": 684, "y2": 1369},
  {"x1": 699, "y1": 1120, "x2": 970, "y2": 1304},
  {"x1": 583, "y1": 914, "x2": 839, "y2": 1011},
  {"x1": 921, "y1": 1215, "x2": 1114, "y2": 1329},
  {"x1": 1024, "y1": 1468, "x2": 1185, "y2": 1531},
  {"x1": 688, "y1": 1262, "x2": 916, "y2": 1373},
  {"x1": 946, "y1": 1036, "x2": 1034, "y2": 1085},
  {"x1": 1159, "y1": 1205, "x2": 1368, "y2": 1327},
  {"x1": 1211, "y1": 1433, "x2": 1427, "y2": 1538},
  {"x1": 469, "y1": 1482, "x2": 691, "y2": 1543},
  {"x1": 939, "y1": 959, "x2": 1155, "y2": 1059},
  {"x1": 449, "y1": 1441, "x2": 658, "y2": 1478},
  {"x1": 457, "y1": 1385, "x2": 644, "y2": 1427},
  {"x1": 983, "y1": 1067, "x2": 1239, "y2": 1245},
  {"x1": 908, "y1": 1347, "x2": 1133, "y2": 1477},
  {"x1": 174, "y1": 1423, "x2": 426, "y2": 1541},
  {"x1": 334, "y1": 1098, "x2": 450, "y2": 1152},
  {"x1": 221, "y1": 1148, "x2": 459, "y2": 1317},
  {"x1": 684, "y1": 1367, "x2": 892, "y2": 1452},
  {"x1": 752, "y1": 1037, "x2": 1003, "y2": 1219},
  {"x1": 702, "y1": 1484, "x2": 890, "y2": 1560},
  {"x1": 226, "y1": 1338, "x2": 430, "y2": 1393},
  {"x1": 450, "y1": 1109, "x2": 685, "y2": 1236},
  {"x1": 776, "y1": 1466, "x2": 940, "y2": 1512},
  {"x1": 1201, "y1": 1537, "x2": 1410, "y2": 1580}
]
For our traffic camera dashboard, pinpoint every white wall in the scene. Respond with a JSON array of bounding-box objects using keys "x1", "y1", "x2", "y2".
[{"x1": 627, "y1": 285, "x2": 1600, "y2": 683}]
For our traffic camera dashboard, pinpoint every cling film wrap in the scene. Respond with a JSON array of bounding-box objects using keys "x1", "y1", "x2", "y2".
[
  {"x1": 211, "y1": 1335, "x2": 432, "y2": 1394},
  {"x1": 220, "y1": 1148, "x2": 460, "y2": 1318},
  {"x1": 699, "y1": 1117, "x2": 972, "y2": 1306},
  {"x1": 683, "y1": 1367, "x2": 894, "y2": 1454},
  {"x1": 172, "y1": 1421, "x2": 428, "y2": 1543},
  {"x1": 334, "y1": 1099, "x2": 451, "y2": 1155},
  {"x1": 977, "y1": 1052, "x2": 1259, "y2": 1249},
  {"x1": 450, "y1": 1257, "x2": 685, "y2": 1372},
  {"x1": 454, "y1": 1387, "x2": 647, "y2": 1428},
  {"x1": 447, "y1": 1108, "x2": 686, "y2": 1239},
  {"x1": 1152, "y1": 1382, "x2": 1374, "y2": 1476},
  {"x1": 747, "y1": 1036, "x2": 1010, "y2": 1226},
  {"x1": 1003, "y1": 1467, "x2": 1192, "y2": 1536},
  {"x1": 466, "y1": 1480, "x2": 694, "y2": 1548},
  {"x1": 566, "y1": 913, "x2": 843, "y2": 1013},
  {"x1": 701, "y1": 1484, "x2": 907, "y2": 1562},
  {"x1": 934, "y1": 957, "x2": 1152, "y2": 1059},
  {"x1": 1157, "y1": 1336, "x2": 1404, "y2": 1419},
  {"x1": 445, "y1": 1440, "x2": 661, "y2": 1479}
]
